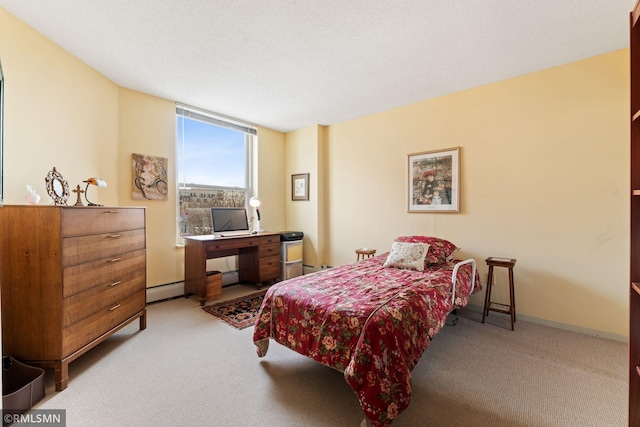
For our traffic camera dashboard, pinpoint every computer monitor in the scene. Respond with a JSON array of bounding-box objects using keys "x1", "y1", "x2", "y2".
[{"x1": 211, "y1": 207, "x2": 250, "y2": 234}]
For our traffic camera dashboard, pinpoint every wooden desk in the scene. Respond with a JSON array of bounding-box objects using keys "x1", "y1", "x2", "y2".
[{"x1": 184, "y1": 232, "x2": 281, "y2": 305}]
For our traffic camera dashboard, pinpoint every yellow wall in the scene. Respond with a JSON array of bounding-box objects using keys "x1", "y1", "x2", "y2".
[
  {"x1": 285, "y1": 125, "x2": 327, "y2": 267},
  {"x1": 254, "y1": 125, "x2": 287, "y2": 235},
  {"x1": 324, "y1": 50, "x2": 629, "y2": 337},
  {"x1": 117, "y1": 88, "x2": 179, "y2": 286},
  {"x1": 0, "y1": 8, "x2": 287, "y2": 287},
  {"x1": 0, "y1": 6, "x2": 631, "y2": 337},
  {"x1": 0, "y1": 8, "x2": 119, "y2": 207},
  {"x1": 116, "y1": 94, "x2": 287, "y2": 286}
]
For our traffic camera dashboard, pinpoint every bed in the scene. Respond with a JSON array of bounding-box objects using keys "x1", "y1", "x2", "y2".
[{"x1": 252, "y1": 236, "x2": 481, "y2": 426}]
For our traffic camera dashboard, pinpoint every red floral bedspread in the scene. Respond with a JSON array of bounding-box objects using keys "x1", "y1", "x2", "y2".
[{"x1": 252, "y1": 254, "x2": 481, "y2": 426}]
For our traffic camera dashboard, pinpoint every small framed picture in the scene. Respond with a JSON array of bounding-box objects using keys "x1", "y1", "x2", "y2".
[
  {"x1": 408, "y1": 147, "x2": 460, "y2": 213},
  {"x1": 292, "y1": 173, "x2": 309, "y2": 201}
]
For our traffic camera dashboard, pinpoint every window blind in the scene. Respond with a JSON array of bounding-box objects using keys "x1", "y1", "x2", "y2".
[{"x1": 176, "y1": 103, "x2": 257, "y2": 136}]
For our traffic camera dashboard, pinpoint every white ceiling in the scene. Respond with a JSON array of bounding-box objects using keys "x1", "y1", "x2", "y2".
[{"x1": 0, "y1": 0, "x2": 635, "y2": 132}]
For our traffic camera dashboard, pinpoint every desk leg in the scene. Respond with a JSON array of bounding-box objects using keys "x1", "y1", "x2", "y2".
[
  {"x1": 184, "y1": 241, "x2": 207, "y2": 304},
  {"x1": 482, "y1": 265, "x2": 494, "y2": 323},
  {"x1": 509, "y1": 267, "x2": 516, "y2": 330}
]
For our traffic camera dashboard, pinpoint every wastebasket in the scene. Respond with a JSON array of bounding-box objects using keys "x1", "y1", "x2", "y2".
[
  {"x1": 206, "y1": 270, "x2": 222, "y2": 301},
  {"x1": 2, "y1": 356, "x2": 45, "y2": 422}
]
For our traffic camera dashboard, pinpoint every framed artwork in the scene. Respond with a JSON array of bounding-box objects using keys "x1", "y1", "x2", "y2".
[
  {"x1": 132, "y1": 153, "x2": 169, "y2": 201},
  {"x1": 408, "y1": 147, "x2": 460, "y2": 213},
  {"x1": 291, "y1": 173, "x2": 309, "y2": 201}
]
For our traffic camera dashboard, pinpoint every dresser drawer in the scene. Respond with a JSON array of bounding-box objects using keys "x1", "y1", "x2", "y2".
[
  {"x1": 62, "y1": 207, "x2": 145, "y2": 237},
  {"x1": 259, "y1": 255, "x2": 280, "y2": 282},
  {"x1": 63, "y1": 249, "x2": 146, "y2": 297},
  {"x1": 63, "y1": 275, "x2": 145, "y2": 327},
  {"x1": 63, "y1": 229, "x2": 145, "y2": 266},
  {"x1": 259, "y1": 242, "x2": 280, "y2": 258},
  {"x1": 62, "y1": 290, "x2": 145, "y2": 356}
]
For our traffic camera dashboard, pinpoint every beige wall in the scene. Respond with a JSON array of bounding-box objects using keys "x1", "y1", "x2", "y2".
[
  {"x1": 0, "y1": 6, "x2": 631, "y2": 337},
  {"x1": 323, "y1": 50, "x2": 629, "y2": 337},
  {"x1": 285, "y1": 125, "x2": 327, "y2": 267},
  {"x1": 116, "y1": 96, "x2": 288, "y2": 285},
  {"x1": 0, "y1": 9, "x2": 288, "y2": 288},
  {"x1": 254, "y1": 126, "x2": 287, "y2": 234},
  {"x1": 115, "y1": 95, "x2": 288, "y2": 286},
  {"x1": 117, "y1": 88, "x2": 179, "y2": 286},
  {"x1": 0, "y1": 8, "x2": 119, "y2": 207}
]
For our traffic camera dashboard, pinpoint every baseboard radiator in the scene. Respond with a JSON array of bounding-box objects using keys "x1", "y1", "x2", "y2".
[
  {"x1": 146, "y1": 271, "x2": 240, "y2": 303},
  {"x1": 303, "y1": 264, "x2": 333, "y2": 275},
  {"x1": 148, "y1": 266, "x2": 336, "y2": 303}
]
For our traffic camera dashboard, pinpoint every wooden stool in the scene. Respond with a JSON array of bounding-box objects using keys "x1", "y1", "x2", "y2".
[
  {"x1": 482, "y1": 257, "x2": 517, "y2": 331},
  {"x1": 356, "y1": 248, "x2": 376, "y2": 261}
]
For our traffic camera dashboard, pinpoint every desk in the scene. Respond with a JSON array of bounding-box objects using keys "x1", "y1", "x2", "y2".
[{"x1": 184, "y1": 232, "x2": 281, "y2": 305}]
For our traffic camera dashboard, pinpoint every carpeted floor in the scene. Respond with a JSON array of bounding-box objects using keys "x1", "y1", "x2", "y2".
[{"x1": 31, "y1": 284, "x2": 627, "y2": 426}]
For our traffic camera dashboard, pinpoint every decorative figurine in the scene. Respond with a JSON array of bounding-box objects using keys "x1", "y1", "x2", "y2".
[
  {"x1": 72, "y1": 184, "x2": 85, "y2": 206},
  {"x1": 25, "y1": 184, "x2": 40, "y2": 205}
]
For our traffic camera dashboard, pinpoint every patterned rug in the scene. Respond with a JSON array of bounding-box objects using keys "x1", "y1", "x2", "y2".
[{"x1": 201, "y1": 290, "x2": 267, "y2": 330}]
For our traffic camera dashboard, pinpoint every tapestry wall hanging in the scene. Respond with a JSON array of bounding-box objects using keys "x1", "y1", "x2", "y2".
[
  {"x1": 408, "y1": 147, "x2": 459, "y2": 213},
  {"x1": 132, "y1": 153, "x2": 168, "y2": 201}
]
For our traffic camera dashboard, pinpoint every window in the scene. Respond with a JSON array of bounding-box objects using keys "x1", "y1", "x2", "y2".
[{"x1": 176, "y1": 104, "x2": 256, "y2": 239}]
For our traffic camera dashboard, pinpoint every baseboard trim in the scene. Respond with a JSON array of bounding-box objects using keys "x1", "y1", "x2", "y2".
[
  {"x1": 146, "y1": 271, "x2": 241, "y2": 303},
  {"x1": 302, "y1": 264, "x2": 333, "y2": 275},
  {"x1": 145, "y1": 281, "x2": 626, "y2": 342},
  {"x1": 462, "y1": 303, "x2": 627, "y2": 343},
  {"x1": 147, "y1": 282, "x2": 183, "y2": 303}
]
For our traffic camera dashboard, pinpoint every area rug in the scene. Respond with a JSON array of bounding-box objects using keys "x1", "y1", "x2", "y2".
[{"x1": 201, "y1": 290, "x2": 268, "y2": 330}]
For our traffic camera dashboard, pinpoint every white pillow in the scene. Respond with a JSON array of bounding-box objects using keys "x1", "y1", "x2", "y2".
[{"x1": 383, "y1": 242, "x2": 430, "y2": 271}]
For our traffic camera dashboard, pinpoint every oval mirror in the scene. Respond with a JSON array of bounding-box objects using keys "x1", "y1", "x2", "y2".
[{"x1": 45, "y1": 167, "x2": 70, "y2": 205}]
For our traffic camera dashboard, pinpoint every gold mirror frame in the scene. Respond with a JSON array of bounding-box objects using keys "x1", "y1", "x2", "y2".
[{"x1": 45, "y1": 167, "x2": 70, "y2": 205}]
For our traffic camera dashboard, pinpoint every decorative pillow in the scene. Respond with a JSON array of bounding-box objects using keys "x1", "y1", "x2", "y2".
[
  {"x1": 383, "y1": 242, "x2": 430, "y2": 271},
  {"x1": 394, "y1": 236, "x2": 458, "y2": 266}
]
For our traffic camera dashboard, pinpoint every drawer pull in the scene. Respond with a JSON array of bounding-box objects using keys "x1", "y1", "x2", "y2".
[
  {"x1": 104, "y1": 210, "x2": 120, "y2": 214},
  {"x1": 107, "y1": 281, "x2": 122, "y2": 288},
  {"x1": 109, "y1": 304, "x2": 121, "y2": 311},
  {"x1": 108, "y1": 234, "x2": 121, "y2": 238},
  {"x1": 108, "y1": 257, "x2": 122, "y2": 263}
]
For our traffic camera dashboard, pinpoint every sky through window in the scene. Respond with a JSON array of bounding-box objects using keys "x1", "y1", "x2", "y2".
[{"x1": 177, "y1": 117, "x2": 245, "y2": 188}]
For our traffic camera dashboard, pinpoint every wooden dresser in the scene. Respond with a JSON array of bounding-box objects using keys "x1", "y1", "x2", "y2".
[{"x1": 0, "y1": 205, "x2": 147, "y2": 391}]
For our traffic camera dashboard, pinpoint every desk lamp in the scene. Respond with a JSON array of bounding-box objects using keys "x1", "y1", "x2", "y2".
[
  {"x1": 83, "y1": 178, "x2": 107, "y2": 206},
  {"x1": 249, "y1": 196, "x2": 264, "y2": 232}
]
